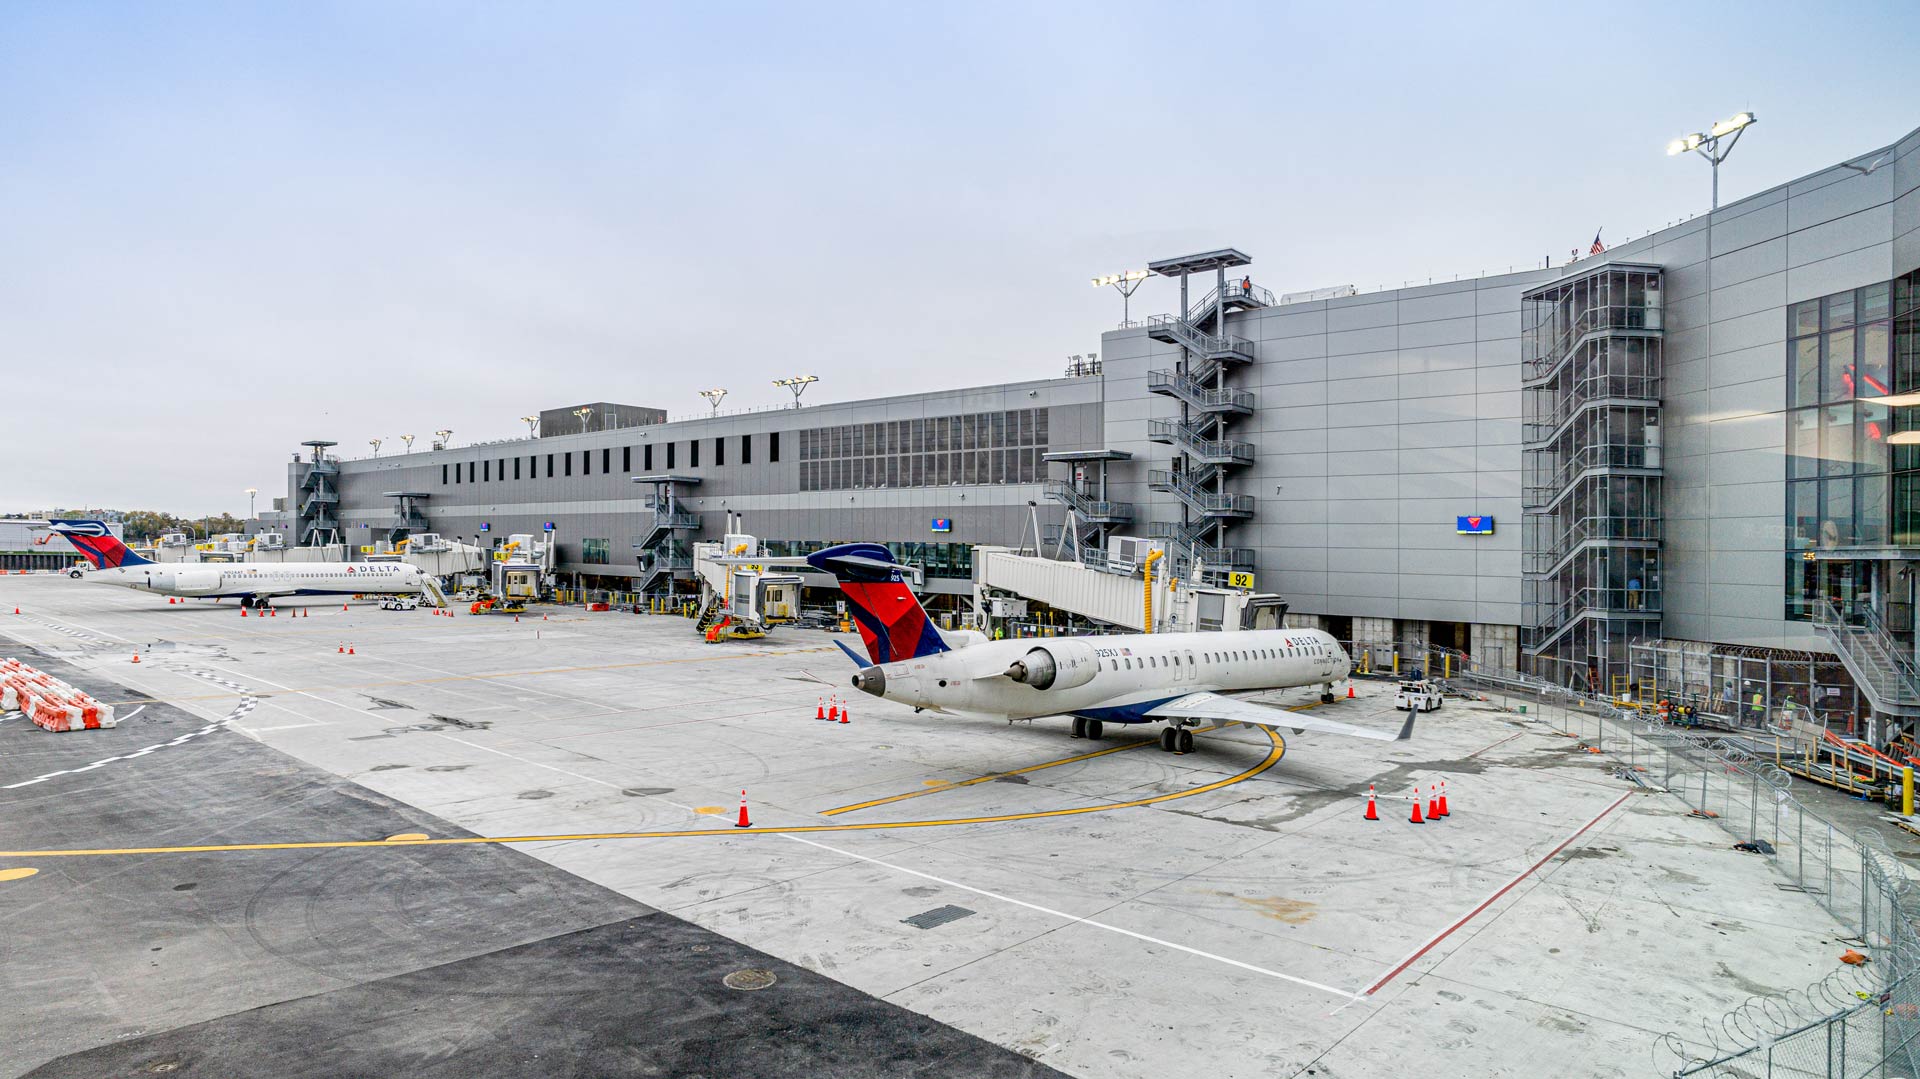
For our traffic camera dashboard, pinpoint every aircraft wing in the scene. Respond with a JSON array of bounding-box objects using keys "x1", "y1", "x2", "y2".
[{"x1": 1145, "y1": 692, "x2": 1415, "y2": 742}]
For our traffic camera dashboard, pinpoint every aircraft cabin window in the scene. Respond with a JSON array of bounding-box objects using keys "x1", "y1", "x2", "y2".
[{"x1": 1108, "y1": 660, "x2": 1117, "y2": 670}]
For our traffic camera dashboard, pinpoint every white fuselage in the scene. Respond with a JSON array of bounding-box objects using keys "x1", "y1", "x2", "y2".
[
  {"x1": 83, "y1": 561, "x2": 425, "y2": 601},
  {"x1": 866, "y1": 628, "x2": 1349, "y2": 723}
]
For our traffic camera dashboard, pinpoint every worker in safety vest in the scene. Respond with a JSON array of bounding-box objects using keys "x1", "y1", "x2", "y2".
[{"x1": 1750, "y1": 691, "x2": 1765, "y2": 722}]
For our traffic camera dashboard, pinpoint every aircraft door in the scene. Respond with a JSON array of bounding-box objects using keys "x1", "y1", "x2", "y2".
[{"x1": 1184, "y1": 650, "x2": 1197, "y2": 683}]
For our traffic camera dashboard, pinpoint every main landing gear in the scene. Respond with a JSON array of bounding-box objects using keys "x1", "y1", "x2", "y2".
[
  {"x1": 1070, "y1": 717, "x2": 1104, "y2": 741},
  {"x1": 1157, "y1": 726, "x2": 1194, "y2": 754}
]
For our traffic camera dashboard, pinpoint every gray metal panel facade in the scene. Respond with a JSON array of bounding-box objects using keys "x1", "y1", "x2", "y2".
[{"x1": 308, "y1": 377, "x2": 1106, "y2": 581}]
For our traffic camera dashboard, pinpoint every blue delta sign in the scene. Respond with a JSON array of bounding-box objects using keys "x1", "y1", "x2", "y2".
[
  {"x1": 930, "y1": 518, "x2": 953, "y2": 533},
  {"x1": 1456, "y1": 515, "x2": 1495, "y2": 535}
]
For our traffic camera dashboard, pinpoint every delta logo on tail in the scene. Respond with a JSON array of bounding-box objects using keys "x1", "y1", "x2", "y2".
[
  {"x1": 47, "y1": 520, "x2": 153, "y2": 569},
  {"x1": 804, "y1": 543, "x2": 948, "y2": 666}
]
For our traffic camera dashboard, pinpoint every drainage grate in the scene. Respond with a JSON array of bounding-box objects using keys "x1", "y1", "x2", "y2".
[{"x1": 902, "y1": 904, "x2": 976, "y2": 930}]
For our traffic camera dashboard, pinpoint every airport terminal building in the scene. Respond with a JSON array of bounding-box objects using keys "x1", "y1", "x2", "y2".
[{"x1": 289, "y1": 124, "x2": 1920, "y2": 721}]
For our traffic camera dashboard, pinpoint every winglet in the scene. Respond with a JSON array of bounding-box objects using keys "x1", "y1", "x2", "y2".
[
  {"x1": 1395, "y1": 709, "x2": 1418, "y2": 741},
  {"x1": 832, "y1": 638, "x2": 870, "y2": 667}
]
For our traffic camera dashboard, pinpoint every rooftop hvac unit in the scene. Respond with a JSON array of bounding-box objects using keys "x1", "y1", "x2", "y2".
[{"x1": 1278, "y1": 284, "x2": 1359, "y2": 305}]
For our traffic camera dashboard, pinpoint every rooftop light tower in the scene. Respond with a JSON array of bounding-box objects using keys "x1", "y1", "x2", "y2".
[
  {"x1": 699, "y1": 388, "x2": 729, "y2": 416},
  {"x1": 368, "y1": 438, "x2": 383, "y2": 458},
  {"x1": 245, "y1": 487, "x2": 257, "y2": 518},
  {"x1": 572, "y1": 406, "x2": 593, "y2": 434},
  {"x1": 1667, "y1": 111, "x2": 1756, "y2": 212},
  {"x1": 1092, "y1": 269, "x2": 1150, "y2": 324},
  {"x1": 519, "y1": 415, "x2": 539, "y2": 438},
  {"x1": 399, "y1": 434, "x2": 416, "y2": 453},
  {"x1": 435, "y1": 429, "x2": 453, "y2": 449},
  {"x1": 773, "y1": 375, "x2": 818, "y2": 409}
]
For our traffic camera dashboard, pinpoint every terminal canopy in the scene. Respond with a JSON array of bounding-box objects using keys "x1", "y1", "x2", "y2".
[
  {"x1": 1148, "y1": 249, "x2": 1252, "y2": 277},
  {"x1": 1042, "y1": 450, "x2": 1134, "y2": 462}
]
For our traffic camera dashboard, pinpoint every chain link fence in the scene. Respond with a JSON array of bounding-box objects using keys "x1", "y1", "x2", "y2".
[{"x1": 1438, "y1": 664, "x2": 1920, "y2": 1077}]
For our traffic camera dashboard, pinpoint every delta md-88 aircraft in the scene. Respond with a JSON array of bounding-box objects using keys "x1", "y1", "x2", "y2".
[
  {"x1": 800, "y1": 543, "x2": 1414, "y2": 755},
  {"x1": 47, "y1": 520, "x2": 445, "y2": 609}
]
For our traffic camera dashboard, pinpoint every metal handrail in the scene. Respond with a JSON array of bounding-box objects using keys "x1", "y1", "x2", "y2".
[
  {"x1": 1145, "y1": 314, "x2": 1255, "y2": 358},
  {"x1": 1815, "y1": 599, "x2": 1920, "y2": 704},
  {"x1": 1147, "y1": 470, "x2": 1255, "y2": 514},
  {"x1": 1522, "y1": 303, "x2": 1662, "y2": 381},
  {"x1": 1146, "y1": 369, "x2": 1256, "y2": 412},
  {"x1": 1042, "y1": 480, "x2": 1131, "y2": 521},
  {"x1": 1146, "y1": 419, "x2": 1254, "y2": 463}
]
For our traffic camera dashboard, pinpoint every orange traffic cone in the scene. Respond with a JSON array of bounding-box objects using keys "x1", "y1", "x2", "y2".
[
  {"x1": 734, "y1": 790, "x2": 752, "y2": 828},
  {"x1": 1436, "y1": 780, "x2": 1450, "y2": 818},
  {"x1": 303, "y1": 609, "x2": 309, "y2": 618},
  {"x1": 343, "y1": 604, "x2": 349, "y2": 611},
  {"x1": 828, "y1": 701, "x2": 839, "y2": 722},
  {"x1": 270, "y1": 608, "x2": 277, "y2": 617},
  {"x1": 816, "y1": 699, "x2": 825, "y2": 720},
  {"x1": 337, "y1": 644, "x2": 344, "y2": 653},
  {"x1": 514, "y1": 615, "x2": 520, "y2": 623},
  {"x1": 11, "y1": 608, "x2": 18, "y2": 615},
  {"x1": 839, "y1": 704, "x2": 850, "y2": 724},
  {"x1": 347, "y1": 644, "x2": 355, "y2": 655},
  {"x1": 1409, "y1": 789, "x2": 1424, "y2": 825},
  {"x1": 1363, "y1": 784, "x2": 1378, "y2": 821},
  {"x1": 1427, "y1": 785, "x2": 1440, "y2": 820},
  {"x1": 1347, "y1": 683, "x2": 1355, "y2": 699},
  {"x1": 241, "y1": 608, "x2": 248, "y2": 617},
  {"x1": 131, "y1": 654, "x2": 141, "y2": 664}
]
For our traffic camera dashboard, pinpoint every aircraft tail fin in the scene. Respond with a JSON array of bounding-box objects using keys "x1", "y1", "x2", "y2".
[
  {"x1": 47, "y1": 520, "x2": 153, "y2": 569},
  {"x1": 805, "y1": 543, "x2": 948, "y2": 666}
]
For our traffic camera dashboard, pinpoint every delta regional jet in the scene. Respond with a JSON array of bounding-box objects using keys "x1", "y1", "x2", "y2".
[
  {"x1": 47, "y1": 520, "x2": 444, "y2": 608},
  {"x1": 805, "y1": 543, "x2": 1414, "y2": 755}
]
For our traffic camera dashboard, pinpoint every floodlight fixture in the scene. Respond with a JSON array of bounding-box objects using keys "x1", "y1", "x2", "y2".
[
  {"x1": 773, "y1": 375, "x2": 818, "y2": 408},
  {"x1": 1092, "y1": 269, "x2": 1151, "y2": 324},
  {"x1": 698, "y1": 388, "x2": 729, "y2": 416},
  {"x1": 1668, "y1": 111, "x2": 1756, "y2": 211},
  {"x1": 519, "y1": 415, "x2": 539, "y2": 438},
  {"x1": 572, "y1": 406, "x2": 594, "y2": 434},
  {"x1": 369, "y1": 438, "x2": 383, "y2": 458},
  {"x1": 399, "y1": 434, "x2": 416, "y2": 452}
]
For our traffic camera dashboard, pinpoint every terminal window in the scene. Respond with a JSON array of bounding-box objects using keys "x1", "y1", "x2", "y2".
[
  {"x1": 1784, "y1": 274, "x2": 1911, "y2": 620},
  {"x1": 797, "y1": 409, "x2": 1048, "y2": 491},
  {"x1": 513, "y1": 458, "x2": 521, "y2": 481},
  {"x1": 741, "y1": 434, "x2": 752, "y2": 464},
  {"x1": 622, "y1": 446, "x2": 631, "y2": 473},
  {"x1": 690, "y1": 440, "x2": 700, "y2": 468},
  {"x1": 769, "y1": 432, "x2": 780, "y2": 462},
  {"x1": 644, "y1": 444, "x2": 653, "y2": 470},
  {"x1": 603, "y1": 448, "x2": 612, "y2": 474},
  {"x1": 714, "y1": 437, "x2": 724, "y2": 466},
  {"x1": 581, "y1": 537, "x2": 610, "y2": 564}
]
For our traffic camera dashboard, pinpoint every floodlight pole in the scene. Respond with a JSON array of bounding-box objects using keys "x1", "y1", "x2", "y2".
[
  {"x1": 1112, "y1": 277, "x2": 1145, "y2": 323},
  {"x1": 1693, "y1": 130, "x2": 1746, "y2": 212}
]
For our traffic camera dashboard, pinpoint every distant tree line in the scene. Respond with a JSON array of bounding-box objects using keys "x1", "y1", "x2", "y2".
[{"x1": 117, "y1": 511, "x2": 248, "y2": 543}]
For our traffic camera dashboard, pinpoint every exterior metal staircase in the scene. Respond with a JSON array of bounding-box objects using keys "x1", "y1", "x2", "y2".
[
  {"x1": 631, "y1": 474, "x2": 701, "y2": 597},
  {"x1": 1146, "y1": 369, "x2": 1254, "y2": 415},
  {"x1": 1042, "y1": 479, "x2": 1131, "y2": 525},
  {"x1": 1147, "y1": 469, "x2": 1255, "y2": 518},
  {"x1": 1813, "y1": 600, "x2": 1920, "y2": 717},
  {"x1": 1147, "y1": 419, "x2": 1254, "y2": 466}
]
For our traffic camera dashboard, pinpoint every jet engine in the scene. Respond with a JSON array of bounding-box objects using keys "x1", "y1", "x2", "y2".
[{"x1": 1003, "y1": 640, "x2": 1100, "y2": 691}]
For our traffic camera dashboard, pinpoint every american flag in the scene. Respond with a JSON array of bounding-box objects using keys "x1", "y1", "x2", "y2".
[{"x1": 1589, "y1": 230, "x2": 1605, "y2": 256}]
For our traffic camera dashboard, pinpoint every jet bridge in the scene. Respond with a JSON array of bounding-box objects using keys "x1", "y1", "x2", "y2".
[{"x1": 973, "y1": 545, "x2": 1288, "y2": 634}]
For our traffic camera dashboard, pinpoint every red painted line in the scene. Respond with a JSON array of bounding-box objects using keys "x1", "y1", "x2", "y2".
[
  {"x1": 1466, "y1": 732, "x2": 1523, "y2": 758},
  {"x1": 1363, "y1": 789, "x2": 1634, "y2": 996}
]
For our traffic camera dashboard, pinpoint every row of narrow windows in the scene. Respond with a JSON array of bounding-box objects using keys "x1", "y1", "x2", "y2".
[
  {"x1": 1106, "y1": 642, "x2": 1332, "y2": 671},
  {"x1": 442, "y1": 433, "x2": 781, "y2": 486}
]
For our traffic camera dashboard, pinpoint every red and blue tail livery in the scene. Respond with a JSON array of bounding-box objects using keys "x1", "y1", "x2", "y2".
[
  {"x1": 805, "y1": 543, "x2": 948, "y2": 666},
  {"x1": 47, "y1": 520, "x2": 153, "y2": 569}
]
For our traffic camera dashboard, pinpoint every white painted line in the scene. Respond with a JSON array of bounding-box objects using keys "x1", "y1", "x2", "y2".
[
  {"x1": 118, "y1": 705, "x2": 146, "y2": 724},
  {"x1": 783, "y1": 834, "x2": 1366, "y2": 1002},
  {"x1": 239, "y1": 722, "x2": 328, "y2": 733}
]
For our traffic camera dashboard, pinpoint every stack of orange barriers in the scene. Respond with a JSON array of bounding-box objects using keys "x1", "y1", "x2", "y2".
[{"x1": 0, "y1": 658, "x2": 117, "y2": 732}]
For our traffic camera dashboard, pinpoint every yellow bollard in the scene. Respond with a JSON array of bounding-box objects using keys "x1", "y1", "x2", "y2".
[
  {"x1": 1392, "y1": 651, "x2": 1399, "y2": 676},
  {"x1": 1904, "y1": 767, "x2": 1913, "y2": 817},
  {"x1": 1443, "y1": 653, "x2": 1452, "y2": 679}
]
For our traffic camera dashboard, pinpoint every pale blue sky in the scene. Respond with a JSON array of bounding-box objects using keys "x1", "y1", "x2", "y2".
[{"x1": 3, "y1": 1, "x2": 1916, "y2": 513}]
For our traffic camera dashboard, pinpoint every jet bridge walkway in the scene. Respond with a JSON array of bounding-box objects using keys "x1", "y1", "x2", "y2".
[{"x1": 973, "y1": 547, "x2": 1168, "y2": 632}]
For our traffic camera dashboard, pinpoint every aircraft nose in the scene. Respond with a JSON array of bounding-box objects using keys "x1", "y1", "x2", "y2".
[{"x1": 851, "y1": 666, "x2": 886, "y2": 698}]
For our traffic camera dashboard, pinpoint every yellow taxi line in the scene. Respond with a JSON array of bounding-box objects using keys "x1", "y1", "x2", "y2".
[{"x1": 0, "y1": 729, "x2": 1284, "y2": 859}]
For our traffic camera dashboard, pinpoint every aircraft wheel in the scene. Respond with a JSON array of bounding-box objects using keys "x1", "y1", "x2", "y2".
[
  {"x1": 68, "y1": 570, "x2": 81, "y2": 579},
  {"x1": 1085, "y1": 719, "x2": 1103, "y2": 741},
  {"x1": 1159, "y1": 727, "x2": 1178, "y2": 752},
  {"x1": 1071, "y1": 717, "x2": 1086, "y2": 739},
  {"x1": 1177, "y1": 729, "x2": 1194, "y2": 754},
  {"x1": 1320, "y1": 691, "x2": 1335, "y2": 704}
]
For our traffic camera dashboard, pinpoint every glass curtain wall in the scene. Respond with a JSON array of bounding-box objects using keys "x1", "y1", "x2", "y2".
[{"x1": 1784, "y1": 276, "x2": 1903, "y2": 620}]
